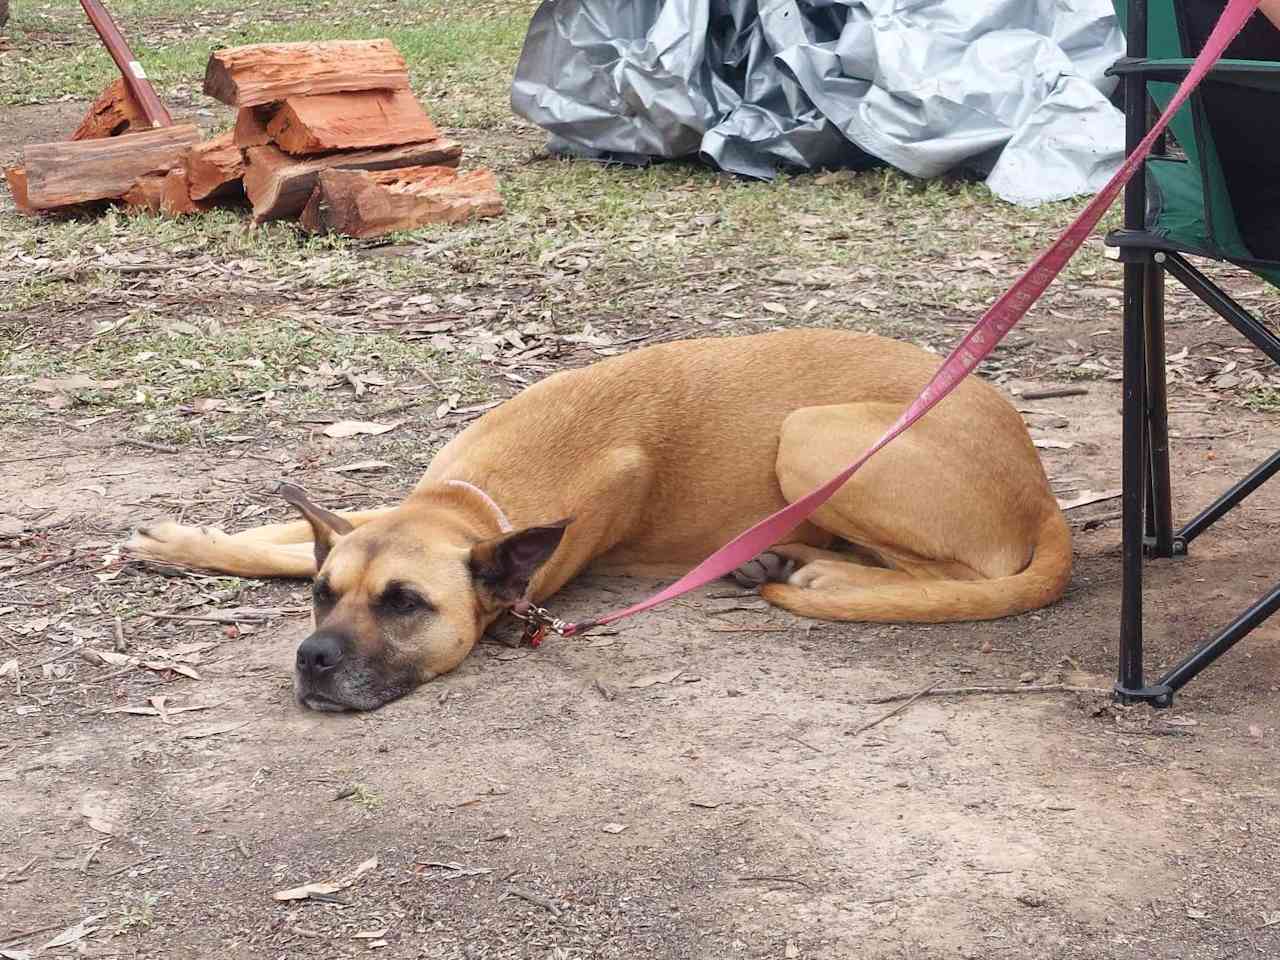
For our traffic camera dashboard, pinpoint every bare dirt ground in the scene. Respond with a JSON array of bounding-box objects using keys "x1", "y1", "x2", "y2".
[{"x1": 4, "y1": 60, "x2": 1280, "y2": 960}]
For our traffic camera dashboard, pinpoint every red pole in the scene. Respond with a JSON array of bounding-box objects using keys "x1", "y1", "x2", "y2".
[{"x1": 79, "y1": 0, "x2": 172, "y2": 128}]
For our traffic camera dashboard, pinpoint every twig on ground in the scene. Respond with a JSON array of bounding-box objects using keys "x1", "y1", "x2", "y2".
[
  {"x1": 506, "y1": 885, "x2": 562, "y2": 917},
  {"x1": 704, "y1": 625, "x2": 792, "y2": 634},
  {"x1": 104, "y1": 855, "x2": 158, "y2": 878},
  {"x1": 1074, "y1": 510, "x2": 1122, "y2": 530},
  {"x1": 866, "y1": 683, "x2": 1111, "y2": 704},
  {"x1": 1019, "y1": 386, "x2": 1089, "y2": 400},
  {"x1": 0, "y1": 554, "x2": 78, "y2": 582},
  {"x1": 0, "y1": 454, "x2": 67, "y2": 466},
  {"x1": 850, "y1": 679, "x2": 943, "y2": 736},
  {"x1": 785, "y1": 733, "x2": 824, "y2": 754},
  {"x1": 736, "y1": 874, "x2": 813, "y2": 888},
  {"x1": 0, "y1": 918, "x2": 67, "y2": 948}
]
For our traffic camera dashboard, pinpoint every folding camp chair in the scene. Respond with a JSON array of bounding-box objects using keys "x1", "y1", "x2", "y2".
[{"x1": 1106, "y1": 0, "x2": 1280, "y2": 705}]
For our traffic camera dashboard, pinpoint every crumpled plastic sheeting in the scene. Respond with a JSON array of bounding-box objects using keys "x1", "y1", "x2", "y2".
[{"x1": 510, "y1": 0, "x2": 1127, "y2": 207}]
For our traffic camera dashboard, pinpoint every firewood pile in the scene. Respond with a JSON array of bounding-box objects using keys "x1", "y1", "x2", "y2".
[{"x1": 3, "y1": 39, "x2": 504, "y2": 238}]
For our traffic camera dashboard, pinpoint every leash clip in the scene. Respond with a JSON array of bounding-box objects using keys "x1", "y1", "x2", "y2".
[{"x1": 510, "y1": 601, "x2": 571, "y2": 648}]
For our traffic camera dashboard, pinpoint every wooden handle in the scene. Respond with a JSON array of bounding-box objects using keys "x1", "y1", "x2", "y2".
[{"x1": 79, "y1": 0, "x2": 172, "y2": 128}]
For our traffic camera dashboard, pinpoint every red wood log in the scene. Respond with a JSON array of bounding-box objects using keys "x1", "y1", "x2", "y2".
[
  {"x1": 300, "y1": 166, "x2": 504, "y2": 238},
  {"x1": 204, "y1": 40, "x2": 410, "y2": 108},
  {"x1": 70, "y1": 78, "x2": 146, "y2": 141},
  {"x1": 267, "y1": 89, "x2": 440, "y2": 155},
  {"x1": 22, "y1": 124, "x2": 201, "y2": 209},
  {"x1": 241, "y1": 138, "x2": 462, "y2": 222}
]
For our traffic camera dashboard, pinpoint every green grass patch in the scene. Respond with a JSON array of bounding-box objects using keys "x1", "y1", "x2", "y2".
[{"x1": 2, "y1": 2, "x2": 536, "y2": 128}]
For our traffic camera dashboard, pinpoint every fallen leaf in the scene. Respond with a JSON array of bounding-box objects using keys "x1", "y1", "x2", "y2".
[
  {"x1": 1248, "y1": 724, "x2": 1264, "y2": 739},
  {"x1": 786, "y1": 942, "x2": 800, "y2": 959},
  {"x1": 143, "y1": 660, "x2": 201, "y2": 681},
  {"x1": 353, "y1": 929, "x2": 389, "y2": 940},
  {"x1": 177, "y1": 721, "x2": 250, "y2": 739},
  {"x1": 629, "y1": 668, "x2": 683, "y2": 688},
  {"x1": 42, "y1": 915, "x2": 106, "y2": 950},
  {"x1": 322, "y1": 420, "x2": 402, "y2": 439},
  {"x1": 329, "y1": 460, "x2": 394, "y2": 473},
  {"x1": 274, "y1": 856, "x2": 379, "y2": 901},
  {"x1": 1057, "y1": 489, "x2": 1122, "y2": 511},
  {"x1": 96, "y1": 650, "x2": 134, "y2": 667},
  {"x1": 0, "y1": 659, "x2": 18, "y2": 678},
  {"x1": 81, "y1": 794, "x2": 125, "y2": 836},
  {"x1": 601, "y1": 822, "x2": 629, "y2": 834}
]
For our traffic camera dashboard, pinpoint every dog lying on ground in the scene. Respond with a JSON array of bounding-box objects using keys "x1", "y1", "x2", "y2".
[{"x1": 125, "y1": 329, "x2": 1072, "y2": 711}]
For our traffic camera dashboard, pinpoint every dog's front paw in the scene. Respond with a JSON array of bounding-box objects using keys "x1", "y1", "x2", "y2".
[
  {"x1": 731, "y1": 551, "x2": 796, "y2": 589},
  {"x1": 123, "y1": 520, "x2": 205, "y2": 563}
]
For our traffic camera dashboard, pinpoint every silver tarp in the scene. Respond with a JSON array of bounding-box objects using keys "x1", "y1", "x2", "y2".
[{"x1": 510, "y1": 0, "x2": 1127, "y2": 207}]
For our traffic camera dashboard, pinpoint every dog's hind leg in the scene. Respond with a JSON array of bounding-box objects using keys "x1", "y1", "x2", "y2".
[
  {"x1": 755, "y1": 400, "x2": 1070, "y2": 623},
  {"x1": 123, "y1": 506, "x2": 396, "y2": 578}
]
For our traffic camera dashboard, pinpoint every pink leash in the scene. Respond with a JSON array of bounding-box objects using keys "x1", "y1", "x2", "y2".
[{"x1": 537, "y1": 0, "x2": 1260, "y2": 639}]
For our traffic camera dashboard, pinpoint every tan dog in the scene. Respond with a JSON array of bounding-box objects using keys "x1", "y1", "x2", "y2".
[{"x1": 125, "y1": 329, "x2": 1071, "y2": 711}]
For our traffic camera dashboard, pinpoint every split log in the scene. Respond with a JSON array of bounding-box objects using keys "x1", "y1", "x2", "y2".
[
  {"x1": 70, "y1": 78, "x2": 146, "y2": 141},
  {"x1": 162, "y1": 168, "x2": 212, "y2": 215},
  {"x1": 122, "y1": 173, "x2": 167, "y2": 212},
  {"x1": 300, "y1": 166, "x2": 504, "y2": 238},
  {"x1": 267, "y1": 89, "x2": 440, "y2": 155},
  {"x1": 233, "y1": 106, "x2": 273, "y2": 148},
  {"x1": 4, "y1": 165, "x2": 34, "y2": 215},
  {"x1": 124, "y1": 168, "x2": 213, "y2": 216},
  {"x1": 185, "y1": 130, "x2": 244, "y2": 200},
  {"x1": 242, "y1": 138, "x2": 461, "y2": 222},
  {"x1": 204, "y1": 40, "x2": 410, "y2": 108},
  {"x1": 23, "y1": 124, "x2": 201, "y2": 209}
]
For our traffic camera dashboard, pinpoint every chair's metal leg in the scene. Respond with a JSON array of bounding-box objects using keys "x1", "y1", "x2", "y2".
[
  {"x1": 1143, "y1": 258, "x2": 1175, "y2": 557},
  {"x1": 1114, "y1": 0, "x2": 1172, "y2": 706},
  {"x1": 1117, "y1": 259, "x2": 1167, "y2": 704},
  {"x1": 1177, "y1": 449, "x2": 1280, "y2": 547},
  {"x1": 1158, "y1": 581, "x2": 1280, "y2": 695},
  {"x1": 1164, "y1": 253, "x2": 1280, "y2": 365}
]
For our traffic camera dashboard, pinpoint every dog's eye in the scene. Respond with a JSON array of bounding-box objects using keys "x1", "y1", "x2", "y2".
[
  {"x1": 381, "y1": 585, "x2": 428, "y2": 615},
  {"x1": 312, "y1": 580, "x2": 335, "y2": 605}
]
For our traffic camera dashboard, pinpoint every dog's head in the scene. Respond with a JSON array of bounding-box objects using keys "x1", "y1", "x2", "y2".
[{"x1": 280, "y1": 484, "x2": 567, "y2": 712}]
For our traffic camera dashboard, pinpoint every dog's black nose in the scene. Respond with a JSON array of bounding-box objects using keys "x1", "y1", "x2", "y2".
[{"x1": 296, "y1": 633, "x2": 345, "y2": 675}]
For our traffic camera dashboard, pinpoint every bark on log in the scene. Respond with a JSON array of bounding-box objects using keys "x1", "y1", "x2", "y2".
[
  {"x1": 70, "y1": 78, "x2": 146, "y2": 141},
  {"x1": 23, "y1": 124, "x2": 201, "y2": 209}
]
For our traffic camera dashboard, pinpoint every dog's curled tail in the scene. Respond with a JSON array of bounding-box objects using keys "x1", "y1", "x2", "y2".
[{"x1": 760, "y1": 510, "x2": 1072, "y2": 624}]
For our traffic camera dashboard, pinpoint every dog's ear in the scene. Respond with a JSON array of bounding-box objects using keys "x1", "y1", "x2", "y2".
[
  {"x1": 469, "y1": 520, "x2": 570, "y2": 604},
  {"x1": 279, "y1": 483, "x2": 354, "y2": 570}
]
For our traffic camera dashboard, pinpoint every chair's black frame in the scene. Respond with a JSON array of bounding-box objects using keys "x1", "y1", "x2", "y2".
[{"x1": 1107, "y1": 0, "x2": 1280, "y2": 706}]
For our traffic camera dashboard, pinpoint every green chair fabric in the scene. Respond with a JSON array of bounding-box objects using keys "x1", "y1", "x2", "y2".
[{"x1": 1111, "y1": 0, "x2": 1280, "y2": 285}]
